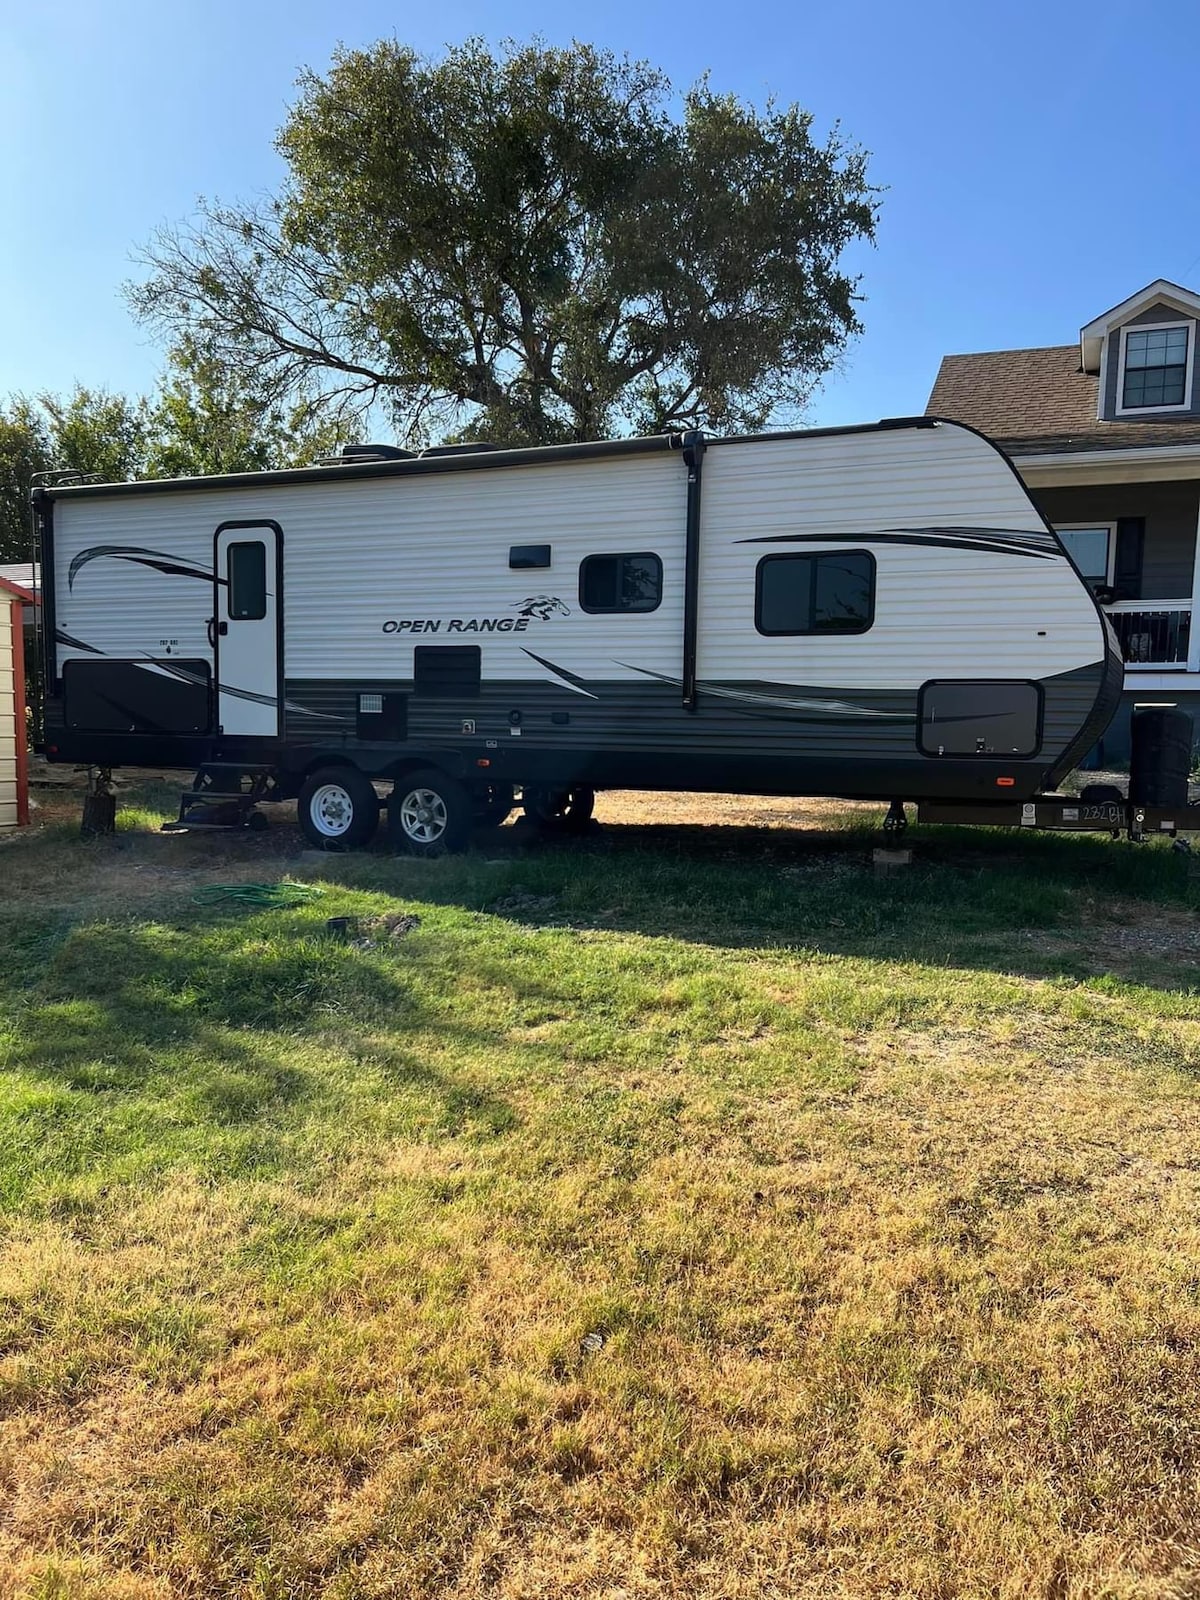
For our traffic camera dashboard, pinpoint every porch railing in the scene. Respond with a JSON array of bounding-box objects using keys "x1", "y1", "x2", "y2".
[{"x1": 1104, "y1": 600, "x2": 1192, "y2": 667}]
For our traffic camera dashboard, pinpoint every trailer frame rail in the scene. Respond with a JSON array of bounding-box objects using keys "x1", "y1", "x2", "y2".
[{"x1": 917, "y1": 795, "x2": 1200, "y2": 841}]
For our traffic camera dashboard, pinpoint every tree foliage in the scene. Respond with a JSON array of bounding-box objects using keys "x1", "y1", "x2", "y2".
[
  {"x1": 0, "y1": 389, "x2": 147, "y2": 564},
  {"x1": 144, "y1": 337, "x2": 347, "y2": 478},
  {"x1": 40, "y1": 387, "x2": 151, "y2": 484},
  {"x1": 0, "y1": 361, "x2": 348, "y2": 563},
  {"x1": 0, "y1": 400, "x2": 53, "y2": 564},
  {"x1": 130, "y1": 38, "x2": 878, "y2": 445}
]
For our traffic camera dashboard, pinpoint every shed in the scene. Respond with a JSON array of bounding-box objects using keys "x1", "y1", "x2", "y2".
[{"x1": 0, "y1": 574, "x2": 35, "y2": 830}]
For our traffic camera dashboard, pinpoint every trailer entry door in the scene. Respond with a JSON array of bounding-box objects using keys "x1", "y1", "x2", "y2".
[{"x1": 214, "y1": 522, "x2": 281, "y2": 738}]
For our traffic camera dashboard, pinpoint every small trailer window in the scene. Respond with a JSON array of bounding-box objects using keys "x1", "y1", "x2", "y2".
[
  {"x1": 579, "y1": 553, "x2": 662, "y2": 614},
  {"x1": 227, "y1": 541, "x2": 267, "y2": 620},
  {"x1": 755, "y1": 551, "x2": 874, "y2": 636}
]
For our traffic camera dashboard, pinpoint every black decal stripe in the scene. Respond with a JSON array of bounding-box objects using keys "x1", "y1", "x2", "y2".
[
  {"x1": 134, "y1": 659, "x2": 205, "y2": 686},
  {"x1": 55, "y1": 628, "x2": 103, "y2": 655},
  {"x1": 736, "y1": 528, "x2": 1057, "y2": 560},
  {"x1": 218, "y1": 680, "x2": 351, "y2": 722},
  {"x1": 68, "y1": 545, "x2": 220, "y2": 590},
  {"x1": 615, "y1": 662, "x2": 914, "y2": 721},
  {"x1": 65, "y1": 641, "x2": 347, "y2": 724},
  {"x1": 520, "y1": 647, "x2": 600, "y2": 699}
]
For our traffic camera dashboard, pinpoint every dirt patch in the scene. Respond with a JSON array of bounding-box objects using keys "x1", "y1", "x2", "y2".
[{"x1": 1016, "y1": 902, "x2": 1200, "y2": 979}]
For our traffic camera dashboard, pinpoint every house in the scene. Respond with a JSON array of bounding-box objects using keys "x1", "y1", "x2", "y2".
[
  {"x1": 0, "y1": 573, "x2": 35, "y2": 829},
  {"x1": 927, "y1": 278, "x2": 1200, "y2": 762}
]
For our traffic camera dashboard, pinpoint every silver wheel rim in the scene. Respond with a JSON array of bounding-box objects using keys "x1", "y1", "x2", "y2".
[
  {"x1": 399, "y1": 787, "x2": 448, "y2": 844},
  {"x1": 310, "y1": 782, "x2": 355, "y2": 838}
]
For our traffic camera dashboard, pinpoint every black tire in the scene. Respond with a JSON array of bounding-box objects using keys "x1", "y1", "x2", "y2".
[
  {"x1": 473, "y1": 784, "x2": 515, "y2": 830},
  {"x1": 1079, "y1": 782, "x2": 1125, "y2": 804},
  {"x1": 388, "y1": 768, "x2": 474, "y2": 856},
  {"x1": 298, "y1": 767, "x2": 380, "y2": 851},
  {"x1": 523, "y1": 785, "x2": 595, "y2": 832}
]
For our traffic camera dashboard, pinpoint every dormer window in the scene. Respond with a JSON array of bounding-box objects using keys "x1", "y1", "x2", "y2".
[{"x1": 1118, "y1": 323, "x2": 1192, "y2": 413}]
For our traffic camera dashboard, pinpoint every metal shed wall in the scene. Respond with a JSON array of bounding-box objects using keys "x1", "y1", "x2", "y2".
[{"x1": 0, "y1": 579, "x2": 33, "y2": 830}]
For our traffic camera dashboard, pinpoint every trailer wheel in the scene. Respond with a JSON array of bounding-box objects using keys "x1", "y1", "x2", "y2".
[
  {"x1": 298, "y1": 767, "x2": 380, "y2": 850},
  {"x1": 389, "y1": 769, "x2": 473, "y2": 856},
  {"x1": 473, "y1": 784, "x2": 515, "y2": 830},
  {"x1": 523, "y1": 785, "x2": 595, "y2": 833}
]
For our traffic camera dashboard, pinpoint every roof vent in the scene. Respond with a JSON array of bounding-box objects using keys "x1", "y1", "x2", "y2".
[
  {"x1": 338, "y1": 443, "x2": 417, "y2": 463},
  {"x1": 419, "y1": 442, "x2": 497, "y2": 458}
]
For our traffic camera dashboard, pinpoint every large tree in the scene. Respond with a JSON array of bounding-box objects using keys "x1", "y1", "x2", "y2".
[{"x1": 130, "y1": 39, "x2": 878, "y2": 446}]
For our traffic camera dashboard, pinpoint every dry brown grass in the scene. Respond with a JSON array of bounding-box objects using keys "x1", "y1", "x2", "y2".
[{"x1": 3, "y1": 779, "x2": 1200, "y2": 1597}]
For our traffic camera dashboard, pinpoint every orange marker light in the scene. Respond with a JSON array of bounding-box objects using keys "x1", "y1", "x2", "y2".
[
  {"x1": 996, "y1": 777, "x2": 1015, "y2": 787},
  {"x1": 476, "y1": 758, "x2": 491, "y2": 767}
]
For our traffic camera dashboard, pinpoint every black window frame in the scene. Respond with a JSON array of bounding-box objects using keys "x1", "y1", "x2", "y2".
[
  {"x1": 1121, "y1": 325, "x2": 1190, "y2": 411},
  {"x1": 226, "y1": 540, "x2": 268, "y2": 621},
  {"x1": 578, "y1": 551, "x2": 663, "y2": 615},
  {"x1": 754, "y1": 550, "x2": 876, "y2": 638}
]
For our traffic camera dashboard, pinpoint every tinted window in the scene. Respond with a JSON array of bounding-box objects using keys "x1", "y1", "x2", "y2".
[
  {"x1": 227, "y1": 541, "x2": 267, "y2": 620},
  {"x1": 919, "y1": 680, "x2": 1041, "y2": 757},
  {"x1": 755, "y1": 551, "x2": 874, "y2": 636},
  {"x1": 579, "y1": 553, "x2": 662, "y2": 614}
]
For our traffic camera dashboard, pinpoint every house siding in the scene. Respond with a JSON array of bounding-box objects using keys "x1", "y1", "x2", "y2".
[
  {"x1": 1103, "y1": 303, "x2": 1200, "y2": 421},
  {"x1": 1034, "y1": 482, "x2": 1198, "y2": 599}
]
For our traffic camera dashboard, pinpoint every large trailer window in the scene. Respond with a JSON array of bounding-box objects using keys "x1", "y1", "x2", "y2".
[
  {"x1": 755, "y1": 551, "x2": 875, "y2": 636},
  {"x1": 579, "y1": 553, "x2": 662, "y2": 614},
  {"x1": 227, "y1": 541, "x2": 267, "y2": 620}
]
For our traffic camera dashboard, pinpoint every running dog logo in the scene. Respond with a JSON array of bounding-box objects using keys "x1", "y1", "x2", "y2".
[{"x1": 514, "y1": 595, "x2": 570, "y2": 621}]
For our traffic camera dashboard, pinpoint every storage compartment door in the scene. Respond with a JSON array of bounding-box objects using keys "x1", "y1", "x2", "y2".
[{"x1": 919, "y1": 680, "x2": 1042, "y2": 757}]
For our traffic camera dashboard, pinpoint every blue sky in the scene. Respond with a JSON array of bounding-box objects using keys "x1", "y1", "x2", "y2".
[{"x1": 2, "y1": 0, "x2": 1196, "y2": 429}]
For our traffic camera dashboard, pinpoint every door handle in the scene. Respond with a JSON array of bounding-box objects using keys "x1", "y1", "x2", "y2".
[{"x1": 219, "y1": 621, "x2": 229, "y2": 636}]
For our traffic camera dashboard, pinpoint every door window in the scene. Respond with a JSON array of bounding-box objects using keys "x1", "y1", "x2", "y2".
[{"x1": 227, "y1": 541, "x2": 267, "y2": 620}]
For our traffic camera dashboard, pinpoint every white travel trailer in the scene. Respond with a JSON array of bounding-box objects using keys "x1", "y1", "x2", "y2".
[{"x1": 33, "y1": 417, "x2": 1123, "y2": 851}]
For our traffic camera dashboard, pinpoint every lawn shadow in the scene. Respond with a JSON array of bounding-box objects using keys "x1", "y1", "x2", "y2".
[{"x1": 345, "y1": 816, "x2": 1200, "y2": 994}]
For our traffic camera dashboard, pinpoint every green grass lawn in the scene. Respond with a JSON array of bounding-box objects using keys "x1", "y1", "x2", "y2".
[{"x1": 2, "y1": 787, "x2": 1200, "y2": 1598}]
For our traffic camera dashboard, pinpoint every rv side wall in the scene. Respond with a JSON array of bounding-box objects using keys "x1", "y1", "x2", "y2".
[{"x1": 44, "y1": 421, "x2": 1120, "y2": 803}]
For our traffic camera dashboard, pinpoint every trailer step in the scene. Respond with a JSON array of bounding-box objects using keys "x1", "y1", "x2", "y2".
[{"x1": 165, "y1": 767, "x2": 277, "y2": 833}]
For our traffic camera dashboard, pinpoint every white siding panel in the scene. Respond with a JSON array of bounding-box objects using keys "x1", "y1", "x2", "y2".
[
  {"x1": 54, "y1": 454, "x2": 689, "y2": 686},
  {"x1": 698, "y1": 423, "x2": 1107, "y2": 689},
  {"x1": 50, "y1": 424, "x2": 1102, "y2": 704},
  {"x1": 54, "y1": 494, "x2": 222, "y2": 668}
]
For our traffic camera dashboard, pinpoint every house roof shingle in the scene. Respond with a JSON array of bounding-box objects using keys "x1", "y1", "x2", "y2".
[{"x1": 925, "y1": 344, "x2": 1200, "y2": 456}]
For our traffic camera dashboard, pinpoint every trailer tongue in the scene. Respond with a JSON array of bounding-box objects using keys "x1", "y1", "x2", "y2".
[
  {"x1": 918, "y1": 703, "x2": 1199, "y2": 843},
  {"x1": 918, "y1": 794, "x2": 1198, "y2": 842}
]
